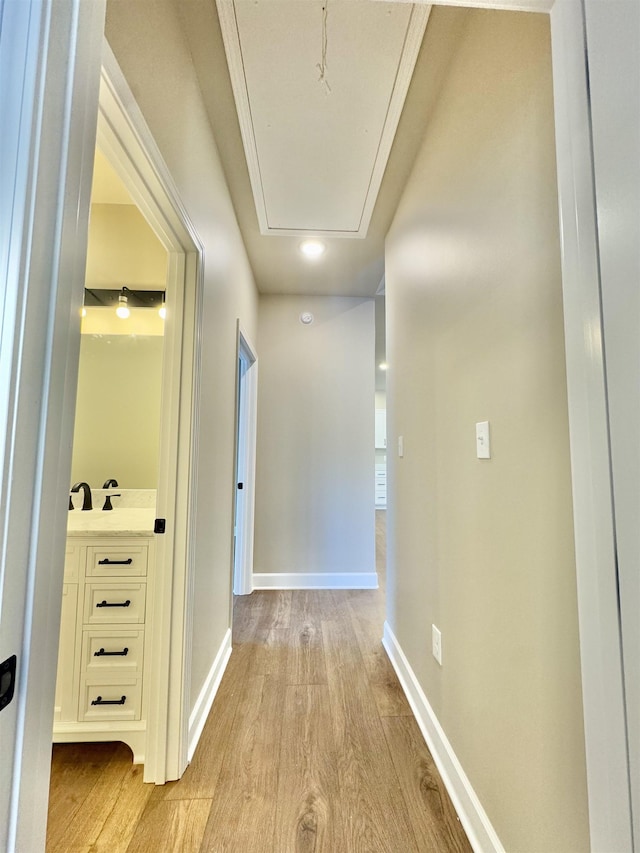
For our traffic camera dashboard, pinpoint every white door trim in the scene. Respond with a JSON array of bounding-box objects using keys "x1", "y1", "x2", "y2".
[
  {"x1": 98, "y1": 43, "x2": 204, "y2": 785},
  {"x1": 232, "y1": 324, "x2": 258, "y2": 597},
  {"x1": 549, "y1": 2, "x2": 632, "y2": 847}
]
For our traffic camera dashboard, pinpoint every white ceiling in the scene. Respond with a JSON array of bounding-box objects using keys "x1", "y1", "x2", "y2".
[
  {"x1": 176, "y1": 0, "x2": 466, "y2": 298},
  {"x1": 217, "y1": 0, "x2": 430, "y2": 238},
  {"x1": 94, "y1": 3, "x2": 474, "y2": 382}
]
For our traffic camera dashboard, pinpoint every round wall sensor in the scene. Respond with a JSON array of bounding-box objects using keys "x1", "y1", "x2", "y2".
[{"x1": 300, "y1": 312, "x2": 314, "y2": 325}]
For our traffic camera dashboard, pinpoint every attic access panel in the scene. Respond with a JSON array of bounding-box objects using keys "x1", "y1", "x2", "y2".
[{"x1": 217, "y1": 0, "x2": 430, "y2": 238}]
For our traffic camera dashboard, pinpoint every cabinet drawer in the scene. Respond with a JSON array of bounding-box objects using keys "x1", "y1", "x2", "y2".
[
  {"x1": 83, "y1": 582, "x2": 146, "y2": 625},
  {"x1": 82, "y1": 629, "x2": 144, "y2": 677},
  {"x1": 86, "y1": 544, "x2": 148, "y2": 578},
  {"x1": 79, "y1": 677, "x2": 142, "y2": 722}
]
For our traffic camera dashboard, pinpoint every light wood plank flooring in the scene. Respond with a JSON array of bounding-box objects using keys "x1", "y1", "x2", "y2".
[{"x1": 47, "y1": 513, "x2": 471, "y2": 852}]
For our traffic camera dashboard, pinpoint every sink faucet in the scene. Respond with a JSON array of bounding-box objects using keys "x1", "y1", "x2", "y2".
[
  {"x1": 102, "y1": 478, "x2": 119, "y2": 488},
  {"x1": 102, "y1": 492, "x2": 121, "y2": 511},
  {"x1": 70, "y1": 482, "x2": 92, "y2": 511}
]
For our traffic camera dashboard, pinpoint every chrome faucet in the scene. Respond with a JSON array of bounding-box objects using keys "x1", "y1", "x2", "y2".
[
  {"x1": 102, "y1": 478, "x2": 119, "y2": 488},
  {"x1": 70, "y1": 482, "x2": 92, "y2": 511}
]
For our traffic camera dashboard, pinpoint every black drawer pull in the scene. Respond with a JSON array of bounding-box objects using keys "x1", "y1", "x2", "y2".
[
  {"x1": 96, "y1": 599, "x2": 131, "y2": 608},
  {"x1": 94, "y1": 647, "x2": 129, "y2": 657},
  {"x1": 91, "y1": 695, "x2": 126, "y2": 706},
  {"x1": 98, "y1": 558, "x2": 133, "y2": 565}
]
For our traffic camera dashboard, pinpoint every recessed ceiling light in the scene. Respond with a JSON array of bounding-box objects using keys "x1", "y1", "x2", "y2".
[{"x1": 300, "y1": 239, "x2": 326, "y2": 259}]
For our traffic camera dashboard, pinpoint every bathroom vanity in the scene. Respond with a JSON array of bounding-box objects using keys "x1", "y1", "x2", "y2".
[{"x1": 54, "y1": 502, "x2": 156, "y2": 762}]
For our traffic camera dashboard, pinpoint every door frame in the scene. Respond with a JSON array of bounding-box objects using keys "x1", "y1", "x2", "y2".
[
  {"x1": 97, "y1": 43, "x2": 204, "y2": 785},
  {"x1": 232, "y1": 324, "x2": 258, "y2": 597}
]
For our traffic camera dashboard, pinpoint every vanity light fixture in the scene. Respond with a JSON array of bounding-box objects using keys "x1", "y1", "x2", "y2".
[
  {"x1": 116, "y1": 288, "x2": 130, "y2": 319},
  {"x1": 299, "y1": 239, "x2": 326, "y2": 259},
  {"x1": 83, "y1": 287, "x2": 166, "y2": 313}
]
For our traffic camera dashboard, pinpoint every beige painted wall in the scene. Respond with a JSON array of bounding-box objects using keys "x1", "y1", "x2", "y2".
[
  {"x1": 385, "y1": 8, "x2": 589, "y2": 852},
  {"x1": 85, "y1": 203, "x2": 168, "y2": 288},
  {"x1": 105, "y1": 0, "x2": 259, "y2": 712},
  {"x1": 254, "y1": 295, "x2": 376, "y2": 579}
]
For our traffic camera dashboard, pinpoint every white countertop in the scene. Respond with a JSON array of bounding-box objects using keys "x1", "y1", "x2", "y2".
[{"x1": 67, "y1": 508, "x2": 156, "y2": 537}]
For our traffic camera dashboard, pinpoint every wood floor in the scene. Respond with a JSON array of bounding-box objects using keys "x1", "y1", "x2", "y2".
[{"x1": 47, "y1": 513, "x2": 471, "y2": 852}]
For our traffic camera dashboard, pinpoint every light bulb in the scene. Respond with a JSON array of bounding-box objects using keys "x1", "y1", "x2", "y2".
[{"x1": 116, "y1": 292, "x2": 129, "y2": 319}]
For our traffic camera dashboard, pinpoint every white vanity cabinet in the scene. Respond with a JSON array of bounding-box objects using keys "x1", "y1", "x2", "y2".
[{"x1": 53, "y1": 534, "x2": 155, "y2": 763}]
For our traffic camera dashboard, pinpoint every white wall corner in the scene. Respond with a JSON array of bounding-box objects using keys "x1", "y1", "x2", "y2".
[
  {"x1": 252, "y1": 572, "x2": 379, "y2": 590},
  {"x1": 382, "y1": 622, "x2": 505, "y2": 853},
  {"x1": 187, "y1": 628, "x2": 232, "y2": 761}
]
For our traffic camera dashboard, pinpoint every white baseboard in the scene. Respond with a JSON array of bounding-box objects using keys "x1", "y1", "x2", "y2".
[
  {"x1": 382, "y1": 622, "x2": 504, "y2": 853},
  {"x1": 252, "y1": 572, "x2": 378, "y2": 590},
  {"x1": 187, "y1": 628, "x2": 232, "y2": 762}
]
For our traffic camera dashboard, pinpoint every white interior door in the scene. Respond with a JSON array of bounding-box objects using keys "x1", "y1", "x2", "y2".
[{"x1": 0, "y1": 2, "x2": 105, "y2": 850}]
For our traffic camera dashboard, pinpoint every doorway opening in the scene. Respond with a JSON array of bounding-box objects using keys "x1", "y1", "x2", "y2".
[
  {"x1": 51, "y1": 143, "x2": 169, "y2": 770},
  {"x1": 232, "y1": 326, "x2": 258, "y2": 598},
  {"x1": 48, "y1": 44, "x2": 204, "y2": 803}
]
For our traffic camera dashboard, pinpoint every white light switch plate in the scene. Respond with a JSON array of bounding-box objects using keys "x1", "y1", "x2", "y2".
[
  {"x1": 432, "y1": 624, "x2": 442, "y2": 665},
  {"x1": 476, "y1": 421, "x2": 490, "y2": 459}
]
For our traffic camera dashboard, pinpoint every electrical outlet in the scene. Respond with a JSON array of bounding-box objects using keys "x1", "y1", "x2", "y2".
[{"x1": 432, "y1": 624, "x2": 442, "y2": 665}]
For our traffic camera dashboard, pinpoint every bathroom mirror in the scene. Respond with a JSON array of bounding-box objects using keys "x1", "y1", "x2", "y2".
[{"x1": 69, "y1": 150, "x2": 168, "y2": 490}]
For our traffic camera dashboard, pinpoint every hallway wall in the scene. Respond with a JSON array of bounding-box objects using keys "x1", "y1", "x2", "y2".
[
  {"x1": 104, "y1": 0, "x2": 259, "y2": 715},
  {"x1": 254, "y1": 295, "x2": 376, "y2": 585},
  {"x1": 385, "y1": 8, "x2": 589, "y2": 852}
]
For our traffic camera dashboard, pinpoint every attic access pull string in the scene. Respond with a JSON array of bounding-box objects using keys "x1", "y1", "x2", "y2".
[{"x1": 317, "y1": 3, "x2": 331, "y2": 94}]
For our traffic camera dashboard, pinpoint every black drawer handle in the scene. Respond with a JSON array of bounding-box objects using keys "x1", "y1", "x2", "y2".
[
  {"x1": 96, "y1": 599, "x2": 131, "y2": 608},
  {"x1": 91, "y1": 695, "x2": 126, "y2": 706},
  {"x1": 98, "y1": 558, "x2": 133, "y2": 566},
  {"x1": 94, "y1": 647, "x2": 129, "y2": 657}
]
